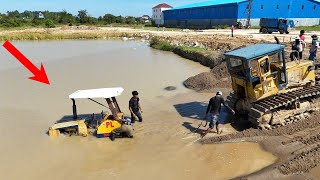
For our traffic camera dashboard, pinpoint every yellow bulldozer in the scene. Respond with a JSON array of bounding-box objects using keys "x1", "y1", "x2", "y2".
[
  {"x1": 49, "y1": 87, "x2": 133, "y2": 141},
  {"x1": 224, "y1": 42, "x2": 320, "y2": 129}
]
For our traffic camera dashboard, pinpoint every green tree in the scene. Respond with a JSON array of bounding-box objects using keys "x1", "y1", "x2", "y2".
[
  {"x1": 103, "y1": 14, "x2": 116, "y2": 24},
  {"x1": 22, "y1": 10, "x2": 33, "y2": 19},
  {"x1": 45, "y1": 19, "x2": 55, "y2": 28},
  {"x1": 0, "y1": 16, "x2": 24, "y2": 27},
  {"x1": 0, "y1": 9, "x2": 143, "y2": 27},
  {"x1": 59, "y1": 10, "x2": 75, "y2": 24},
  {"x1": 88, "y1": 17, "x2": 98, "y2": 25},
  {"x1": 77, "y1": 9, "x2": 89, "y2": 23},
  {"x1": 31, "y1": 17, "x2": 44, "y2": 26},
  {"x1": 7, "y1": 10, "x2": 20, "y2": 18},
  {"x1": 125, "y1": 16, "x2": 136, "y2": 24},
  {"x1": 115, "y1": 16, "x2": 125, "y2": 24}
]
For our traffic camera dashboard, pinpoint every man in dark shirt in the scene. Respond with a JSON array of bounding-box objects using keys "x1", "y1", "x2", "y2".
[
  {"x1": 129, "y1": 91, "x2": 143, "y2": 123},
  {"x1": 201, "y1": 91, "x2": 235, "y2": 138}
]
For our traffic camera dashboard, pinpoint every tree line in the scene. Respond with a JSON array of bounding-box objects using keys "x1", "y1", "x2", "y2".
[{"x1": 0, "y1": 10, "x2": 148, "y2": 28}]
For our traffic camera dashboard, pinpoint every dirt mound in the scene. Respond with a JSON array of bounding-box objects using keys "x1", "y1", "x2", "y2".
[
  {"x1": 278, "y1": 145, "x2": 320, "y2": 175},
  {"x1": 184, "y1": 62, "x2": 231, "y2": 91},
  {"x1": 184, "y1": 72, "x2": 217, "y2": 91},
  {"x1": 210, "y1": 62, "x2": 229, "y2": 79},
  {"x1": 183, "y1": 72, "x2": 231, "y2": 91}
]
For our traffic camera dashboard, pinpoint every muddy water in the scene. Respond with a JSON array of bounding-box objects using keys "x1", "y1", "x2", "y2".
[{"x1": 0, "y1": 40, "x2": 276, "y2": 180}]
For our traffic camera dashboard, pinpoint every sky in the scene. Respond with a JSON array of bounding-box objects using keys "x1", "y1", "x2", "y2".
[{"x1": 0, "y1": 0, "x2": 202, "y2": 17}]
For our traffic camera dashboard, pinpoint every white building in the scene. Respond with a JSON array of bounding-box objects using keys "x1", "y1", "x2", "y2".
[
  {"x1": 152, "y1": 3, "x2": 172, "y2": 26},
  {"x1": 38, "y1": 12, "x2": 44, "y2": 19},
  {"x1": 141, "y1": 15, "x2": 150, "y2": 23}
]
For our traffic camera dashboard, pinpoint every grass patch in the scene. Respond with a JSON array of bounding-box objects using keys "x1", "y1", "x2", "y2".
[
  {"x1": 296, "y1": 25, "x2": 320, "y2": 31},
  {"x1": 0, "y1": 26, "x2": 35, "y2": 31},
  {"x1": 149, "y1": 37, "x2": 206, "y2": 52},
  {"x1": 250, "y1": 26, "x2": 260, "y2": 29},
  {"x1": 149, "y1": 36, "x2": 175, "y2": 51},
  {"x1": 149, "y1": 37, "x2": 221, "y2": 68},
  {"x1": 211, "y1": 25, "x2": 229, "y2": 29},
  {"x1": 0, "y1": 33, "x2": 99, "y2": 41},
  {"x1": 0, "y1": 31, "x2": 139, "y2": 41},
  {"x1": 132, "y1": 26, "x2": 180, "y2": 31}
]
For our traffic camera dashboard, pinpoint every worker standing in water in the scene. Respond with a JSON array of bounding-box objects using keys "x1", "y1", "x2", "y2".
[
  {"x1": 201, "y1": 91, "x2": 235, "y2": 138},
  {"x1": 129, "y1": 91, "x2": 143, "y2": 123}
]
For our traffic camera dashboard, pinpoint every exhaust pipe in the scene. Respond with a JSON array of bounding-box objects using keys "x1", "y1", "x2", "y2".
[
  {"x1": 274, "y1": 36, "x2": 280, "y2": 44},
  {"x1": 72, "y1": 99, "x2": 77, "y2": 120}
]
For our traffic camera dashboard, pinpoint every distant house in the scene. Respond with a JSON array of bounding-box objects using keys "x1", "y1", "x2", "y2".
[
  {"x1": 141, "y1": 15, "x2": 150, "y2": 23},
  {"x1": 38, "y1": 12, "x2": 44, "y2": 19},
  {"x1": 152, "y1": 3, "x2": 173, "y2": 26}
]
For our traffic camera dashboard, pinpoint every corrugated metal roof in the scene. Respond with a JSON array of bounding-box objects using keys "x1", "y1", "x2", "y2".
[
  {"x1": 168, "y1": 0, "x2": 247, "y2": 10},
  {"x1": 168, "y1": 0, "x2": 320, "y2": 11},
  {"x1": 224, "y1": 44, "x2": 285, "y2": 60}
]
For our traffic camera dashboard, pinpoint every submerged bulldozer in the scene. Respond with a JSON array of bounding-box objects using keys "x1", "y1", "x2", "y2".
[{"x1": 224, "y1": 42, "x2": 320, "y2": 129}]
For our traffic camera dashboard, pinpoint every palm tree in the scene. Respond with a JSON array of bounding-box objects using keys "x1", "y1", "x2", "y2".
[{"x1": 78, "y1": 10, "x2": 88, "y2": 23}]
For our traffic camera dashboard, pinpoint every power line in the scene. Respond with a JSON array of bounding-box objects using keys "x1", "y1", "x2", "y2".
[{"x1": 247, "y1": 0, "x2": 253, "y2": 28}]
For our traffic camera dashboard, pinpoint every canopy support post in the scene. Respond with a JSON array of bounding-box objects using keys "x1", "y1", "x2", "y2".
[
  {"x1": 112, "y1": 97, "x2": 121, "y2": 113},
  {"x1": 72, "y1": 98, "x2": 77, "y2": 120},
  {"x1": 106, "y1": 98, "x2": 120, "y2": 120}
]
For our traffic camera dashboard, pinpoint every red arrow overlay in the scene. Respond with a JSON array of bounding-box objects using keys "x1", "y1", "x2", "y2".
[{"x1": 3, "y1": 40, "x2": 50, "y2": 85}]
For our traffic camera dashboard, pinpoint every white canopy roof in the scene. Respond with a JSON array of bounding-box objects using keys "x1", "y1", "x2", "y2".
[{"x1": 69, "y1": 87, "x2": 124, "y2": 99}]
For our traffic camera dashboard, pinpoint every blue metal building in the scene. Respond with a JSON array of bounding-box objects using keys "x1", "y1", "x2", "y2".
[{"x1": 163, "y1": 0, "x2": 320, "y2": 28}]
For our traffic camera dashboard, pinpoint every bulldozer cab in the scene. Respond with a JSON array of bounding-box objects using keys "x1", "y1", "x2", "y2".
[
  {"x1": 258, "y1": 57, "x2": 270, "y2": 76},
  {"x1": 225, "y1": 43, "x2": 287, "y2": 101}
]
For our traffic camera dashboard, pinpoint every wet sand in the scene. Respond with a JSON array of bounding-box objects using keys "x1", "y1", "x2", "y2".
[{"x1": 0, "y1": 40, "x2": 276, "y2": 180}]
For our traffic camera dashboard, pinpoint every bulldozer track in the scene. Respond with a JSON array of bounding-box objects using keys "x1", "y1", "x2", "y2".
[{"x1": 226, "y1": 84, "x2": 320, "y2": 128}]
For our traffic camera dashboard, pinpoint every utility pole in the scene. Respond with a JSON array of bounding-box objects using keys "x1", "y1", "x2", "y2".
[{"x1": 246, "y1": 0, "x2": 253, "y2": 28}]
